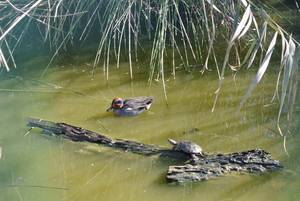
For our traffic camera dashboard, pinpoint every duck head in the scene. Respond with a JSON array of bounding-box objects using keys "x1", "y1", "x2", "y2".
[{"x1": 106, "y1": 98, "x2": 124, "y2": 112}]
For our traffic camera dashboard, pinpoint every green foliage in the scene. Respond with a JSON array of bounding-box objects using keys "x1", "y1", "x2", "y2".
[{"x1": 0, "y1": 0, "x2": 299, "y2": 147}]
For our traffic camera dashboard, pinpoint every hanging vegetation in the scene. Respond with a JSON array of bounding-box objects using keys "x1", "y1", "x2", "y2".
[{"x1": 0, "y1": 0, "x2": 299, "y2": 151}]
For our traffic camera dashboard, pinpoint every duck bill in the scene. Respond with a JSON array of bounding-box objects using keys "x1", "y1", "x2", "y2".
[{"x1": 106, "y1": 107, "x2": 113, "y2": 112}]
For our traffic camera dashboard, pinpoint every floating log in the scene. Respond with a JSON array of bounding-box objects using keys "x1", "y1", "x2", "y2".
[
  {"x1": 167, "y1": 149, "x2": 284, "y2": 183},
  {"x1": 27, "y1": 118, "x2": 284, "y2": 184},
  {"x1": 27, "y1": 118, "x2": 187, "y2": 158}
]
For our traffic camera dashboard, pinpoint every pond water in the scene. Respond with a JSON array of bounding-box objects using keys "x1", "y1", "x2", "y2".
[
  {"x1": 1, "y1": 1, "x2": 300, "y2": 200},
  {"x1": 0, "y1": 46, "x2": 299, "y2": 201}
]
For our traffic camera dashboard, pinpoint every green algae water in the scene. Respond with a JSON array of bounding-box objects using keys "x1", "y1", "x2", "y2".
[
  {"x1": 0, "y1": 49, "x2": 299, "y2": 201},
  {"x1": 1, "y1": 1, "x2": 300, "y2": 200}
]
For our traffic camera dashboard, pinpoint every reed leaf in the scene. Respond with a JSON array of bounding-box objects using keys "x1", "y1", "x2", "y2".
[
  {"x1": 212, "y1": 4, "x2": 253, "y2": 112},
  {"x1": 0, "y1": 0, "x2": 299, "y2": 151},
  {"x1": 246, "y1": 22, "x2": 267, "y2": 69},
  {"x1": 286, "y1": 46, "x2": 299, "y2": 135},
  {"x1": 0, "y1": 48, "x2": 9, "y2": 71},
  {"x1": 235, "y1": 31, "x2": 278, "y2": 116},
  {"x1": 6, "y1": 74, "x2": 98, "y2": 99},
  {"x1": 0, "y1": 0, "x2": 43, "y2": 72},
  {"x1": 0, "y1": 0, "x2": 43, "y2": 42},
  {"x1": 0, "y1": 27, "x2": 17, "y2": 70},
  {"x1": 201, "y1": 0, "x2": 215, "y2": 73},
  {"x1": 148, "y1": 0, "x2": 169, "y2": 102},
  {"x1": 0, "y1": 89, "x2": 71, "y2": 94},
  {"x1": 276, "y1": 37, "x2": 297, "y2": 136}
]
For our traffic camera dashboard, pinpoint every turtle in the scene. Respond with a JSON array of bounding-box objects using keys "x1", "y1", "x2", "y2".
[{"x1": 167, "y1": 138, "x2": 204, "y2": 161}]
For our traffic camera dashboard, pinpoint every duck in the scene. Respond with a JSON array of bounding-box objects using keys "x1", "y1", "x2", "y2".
[{"x1": 106, "y1": 96, "x2": 155, "y2": 116}]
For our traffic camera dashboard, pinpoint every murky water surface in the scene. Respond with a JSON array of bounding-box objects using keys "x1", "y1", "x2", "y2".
[
  {"x1": 0, "y1": 49, "x2": 299, "y2": 201},
  {"x1": 1, "y1": 1, "x2": 300, "y2": 199}
]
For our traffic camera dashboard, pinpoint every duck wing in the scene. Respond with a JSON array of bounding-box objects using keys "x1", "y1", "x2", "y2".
[{"x1": 123, "y1": 97, "x2": 155, "y2": 110}]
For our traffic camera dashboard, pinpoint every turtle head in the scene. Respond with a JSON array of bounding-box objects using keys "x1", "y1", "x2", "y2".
[{"x1": 167, "y1": 138, "x2": 177, "y2": 145}]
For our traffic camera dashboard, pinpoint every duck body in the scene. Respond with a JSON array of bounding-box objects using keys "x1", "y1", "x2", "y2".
[{"x1": 106, "y1": 96, "x2": 155, "y2": 116}]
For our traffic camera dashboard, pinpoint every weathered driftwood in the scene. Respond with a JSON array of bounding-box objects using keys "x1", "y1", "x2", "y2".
[
  {"x1": 167, "y1": 149, "x2": 284, "y2": 183},
  {"x1": 27, "y1": 118, "x2": 284, "y2": 184},
  {"x1": 27, "y1": 118, "x2": 186, "y2": 158}
]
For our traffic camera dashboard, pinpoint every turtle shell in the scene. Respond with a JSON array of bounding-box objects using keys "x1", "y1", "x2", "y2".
[{"x1": 175, "y1": 140, "x2": 202, "y2": 154}]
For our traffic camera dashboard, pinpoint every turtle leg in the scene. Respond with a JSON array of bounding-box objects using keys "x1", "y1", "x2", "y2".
[
  {"x1": 199, "y1": 151, "x2": 204, "y2": 157},
  {"x1": 191, "y1": 154, "x2": 199, "y2": 161}
]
